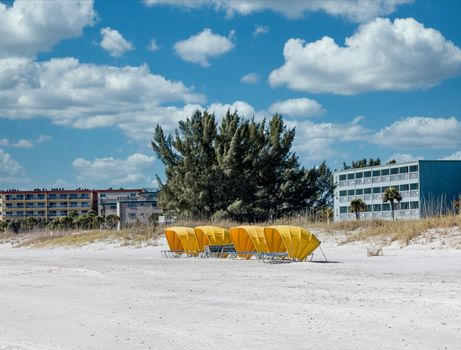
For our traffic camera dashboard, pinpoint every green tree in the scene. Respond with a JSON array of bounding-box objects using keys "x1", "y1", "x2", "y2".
[
  {"x1": 105, "y1": 214, "x2": 119, "y2": 229},
  {"x1": 0, "y1": 221, "x2": 7, "y2": 232},
  {"x1": 152, "y1": 110, "x2": 323, "y2": 221},
  {"x1": 383, "y1": 187, "x2": 402, "y2": 220},
  {"x1": 350, "y1": 198, "x2": 367, "y2": 221},
  {"x1": 8, "y1": 221, "x2": 21, "y2": 234},
  {"x1": 22, "y1": 217, "x2": 38, "y2": 232},
  {"x1": 60, "y1": 216, "x2": 74, "y2": 230}
]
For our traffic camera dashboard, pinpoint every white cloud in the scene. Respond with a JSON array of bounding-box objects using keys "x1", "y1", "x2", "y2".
[
  {"x1": 0, "y1": 148, "x2": 25, "y2": 182},
  {"x1": 442, "y1": 151, "x2": 461, "y2": 160},
  {"x1": 100, "y1": 27, "x2": 134, "y2": 57},
  {"x1": 268, "y1": 98, "x2": 325, "y2": 118},
  {"x1": 290, "y1": 118, "x2": 370, "y2": 161},
  {"x1": 269, "y1": 18, "x2": 461, "y2": 95},
  {"x1": 373, "y1": 116, "x2": 461, "y2": 149},
  {"x1": 148, "y1": 38, "x2": 159, "y2": 52},
  {"x1": 241, "y1": 73, "x2": 259, "y2": 84},
  {"x1": 253, "y1": 25, "x2": 269, "y2": 37},
  {"x1": 387, "y1": 153, "x2": 423, "y2": 163},
  {"x1": 208, "y1": 101, "x2": 256, "y2": 119},
  {"x1": 0, "y1": 0, "x2": 95, "y2": 58},
  {"x1": 72, "y1": 153, "x2": 156, "y2": 186},
  {"x1": 144, "y1": 0, "x2": 411, "y2": 22},
  {"x1": 174, "y1": 28, "x2": 235, "y2": 67},
  {"x1": 0, "y1": 57, "x2": 204, "y2": 140},
  {"x1": 36, "y1": 134, "x2": 53, "y2": 144}
]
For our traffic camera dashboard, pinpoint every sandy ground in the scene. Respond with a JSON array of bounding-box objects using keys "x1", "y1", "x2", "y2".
[{"x1": 0, "y1": 237, "x2": 460, "y2": 350}]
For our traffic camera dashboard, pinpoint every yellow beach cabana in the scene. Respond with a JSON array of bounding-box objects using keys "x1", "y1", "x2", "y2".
[
  {"x1": 194, "y1": 226, "x2": 231, "y2": 250},
  {"x1": 165, "y1": 227, "x2": 200, "y2": 254},
  {"x1": 264, "y1": 225, "x2": 320, "y2": 261},
  {"x1": 230, "y1": 226, "x2": 269, "y2": 259}
]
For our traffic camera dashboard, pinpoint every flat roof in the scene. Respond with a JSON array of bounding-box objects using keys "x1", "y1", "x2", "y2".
[{"x1": 334, "y1": 159, "x2": 461, "y2": 174}]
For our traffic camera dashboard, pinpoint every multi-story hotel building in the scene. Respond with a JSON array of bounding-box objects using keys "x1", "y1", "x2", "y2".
[
  {"x1": 98, "y1": 188, "x2": 162, "y2": 229},
  {"x1": 0, "y1": 188, "x2": 96, "y2": 222},
  {"x1": 333, "y1": 160, "x2": 461, "y2": 221}
]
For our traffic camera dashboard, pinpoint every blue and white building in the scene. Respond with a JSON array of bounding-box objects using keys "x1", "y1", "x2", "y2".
[{"x1": 333, "y1": 160, "x2": 461, "y2": 221}]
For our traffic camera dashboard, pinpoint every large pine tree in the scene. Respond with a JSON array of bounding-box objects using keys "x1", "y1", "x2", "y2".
[{"x1": 152, "y1": 109, "x2": 330, "y2": 221}]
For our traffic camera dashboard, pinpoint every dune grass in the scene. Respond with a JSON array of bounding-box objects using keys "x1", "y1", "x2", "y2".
[
  {"x1": 3, "y1": 214, "x2": 460, "y2": 248},
  {"x1": 15, "y1": 225, "x2": 162, "y2": 248}
]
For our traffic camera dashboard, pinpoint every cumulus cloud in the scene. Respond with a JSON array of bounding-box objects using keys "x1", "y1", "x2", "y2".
[
  {"x1": 144, "y1": 0, "x2": 411, "y2": 22},
  {"x1": 0, "y1": 148, "x2": 25, "y2": 182},
  {"x1": 174, "y1": 28, "x2": 235, "y2": 67},
  {"x1": 72, "y1": 153, "x2": 156, "y2": 186},
  {"x1": 269, "y1": 18, "x2": 461, "y2": 95},
  {"x1": 36, "y1": 134, "x2": 53, "y2": 144},
  {"x1": 241, "y1": 73, "x2": 259, "y2": 84},
  {"x1": 100, "y1": 27, "x2": 134, "y2": 57},
  {"x1": 290, "y1": 117, "x2": 371, "y2": 161},
  {"x1": 147, "y1": 38, "x2": 159, "y2": 52},
  {"x1": 373, "y1": 116, "x2": 461, "y2": 149},
  {"x1": 0, "y1": 0, "x2": 95, "y2": 58},
  {"x1": 0, "y1": 135, "x2": 52, "y2": 148},
  {"x1": 0, "y1": 57, "x2": 204, "y2": 139},
  {"x1": 208, "y1": 101, "x2": 256, "y2": 119},
  {"x1": 442, "y1": 151, "x2": 461, "y2": 160},
  {"x1": 388, "y1": 153, "x2": 424, "y2": 163},
  {"x1": 268, "y1": 98, "x2": 325, "y2": 118},
  {"x1": 253, "y1": 25, "x2": 269, "y2": 37}
]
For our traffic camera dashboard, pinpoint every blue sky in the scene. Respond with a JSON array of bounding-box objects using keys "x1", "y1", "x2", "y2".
[{"x1": 1, "y1": 0, "x2": 461, "y2": 190}]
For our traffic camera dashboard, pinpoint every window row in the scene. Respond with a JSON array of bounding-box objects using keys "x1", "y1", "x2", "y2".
[
  {"x1": 4, "y1": 193, "x2": 91, "y2": 200},
  {"x1": 339, "y1": 201, "x2": 419, "y2": 213},
  {"x1": 339, "y1": 165, "x2": 418, "y2": 181},
  {"x1": 339, "y1": 183, "x2": 418, "y2": 196}
]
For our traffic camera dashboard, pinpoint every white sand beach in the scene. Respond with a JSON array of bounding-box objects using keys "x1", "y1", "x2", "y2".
[{"x1": 1, "y1": 237, "x2": 460, "y2": 350}]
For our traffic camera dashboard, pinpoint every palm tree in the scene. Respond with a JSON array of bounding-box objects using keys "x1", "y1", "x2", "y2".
[
  {"x1": 350, "y1": 198, "x2": 366, "y2": 221},
  {"x1": 383, "y1": 187, "x2": 402, "y2": 220},
  {"x1": 105, "y1": 214, "x2": 119, "y2": 230}
]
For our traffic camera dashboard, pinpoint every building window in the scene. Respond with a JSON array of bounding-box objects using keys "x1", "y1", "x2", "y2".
[
  {"x1": 381, "y1": 169, "x2": 390, "y2": 175},
  {"x1": 339, "y1": 190, "x2": 347, "y2": 197},
  {"x1": 339, "y1": 175, "x2": 346, "y2": 181},
  {"x1": 347, "y1": 173, "x2": 354, "y2": 180},
  {"x1": 340, "y1": 206, "x2": 348, "y2": 213},
  {"x1": 38, "y1": 194, "x2": 45, "y2": 200},
  {"x1": 399, "y1": 166, "x2": 409, "y2": 173},
  {"x1": 356, "y1": 189, "x2": 363, "y2": 195},
  {"x1": 382, "y1": 203, "x2": 390, "y2": 211},
  {"x1": 401, "y1": 202, "x2": 409, "y2": 210},
  {"x1": 390, "y1": 168, "x2": 399, "y2": 175},
  {"x1": 364, "y1": 188, "x2": 372, "y2": 194},
  {"x1": 347, "y1": 189, "x2": 354, "y2": 196},
  {"x1": 372, "y1": 170, "x2": 380, "y2": 177},
  {"x1": 400, "y1": 184, "x2": 409, "y2": 191},
  {"x1": 364, "y1": 171, "x2": 371, "y2": 178},
  {"x1": 411, "y1": 201, "x2": 419, "y2": 209},
  {"x1": 110, "y1": 205, "x2": 117, "y2": 210},
  {"x1": 355, "y1": 172, "x2": 363, "y2": 179},
  {"x1": 409, "y1": 165, "x2": 418, "y2": 172},
  {"x1": 373, "y1": 187, "x2": 380, "y2": 194},
  {"x1": 410, "y1": 183, "x2": 419, "y2": 190},
  {"x1": 100, "y1": 194, "x2": 106, "y2": 198},
  {"x1": 128, "y1": 203, "x2": 137, "y2": 208},
  {"x1": 129, "y1": 213, "x2": 137, "y2": 219},
  {"x1": 373, "y1": 204, "x2": 382, "y2": 211}
]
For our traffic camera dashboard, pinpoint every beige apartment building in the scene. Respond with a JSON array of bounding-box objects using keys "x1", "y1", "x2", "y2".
[{"x1": 0, "y1": 188, "x2": 96, "y2": 222}]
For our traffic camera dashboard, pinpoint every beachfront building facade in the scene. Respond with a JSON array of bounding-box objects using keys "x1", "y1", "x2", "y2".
[
  {"x1": 333, "y1": 160, "x2": 461, "y2": 221},
  {"x1": 98, "y1": 188, "x2": 163, "y2": 229},
  {"x1": 0, "y1": 188, "x2": 96, "y2": 222}
]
